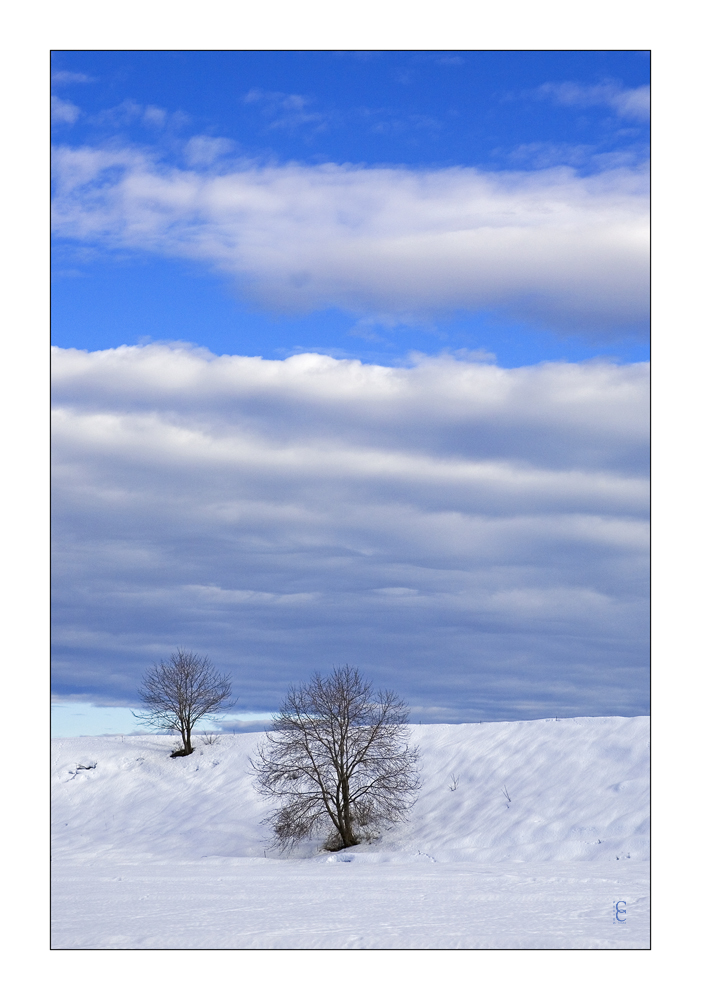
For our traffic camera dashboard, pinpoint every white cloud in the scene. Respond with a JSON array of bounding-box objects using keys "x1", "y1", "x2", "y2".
[
  {"x1": 536, "y1": 81, "x2": 650, "y2": 121},
  {"x1": 184, "y1": 135, "x2": 236, "y2": 166},
  {"x1": 610, "y1": 86, "x2": 651, "y2": 120},
  {"x1": 51, "y1": 147, "x2": 649, "y2": 336},
  {"x1": 51, "y1": 71, "x2": 94, "y2": 85},
  {"x1": 142, "y1": 105, "x2": 167, "y2": 128},
  {"x1": 51, "y1": 345, "x2": 649, "y2": 720},
  {"x1": 90, "y1": 101, "x2": 187, "y2": 131},
  {"x1": 242, "y1": 89, "x2": 328, "y2": 130},
  {"x1": 51, "y1": 96, "x2": 80, "y2": 124}
]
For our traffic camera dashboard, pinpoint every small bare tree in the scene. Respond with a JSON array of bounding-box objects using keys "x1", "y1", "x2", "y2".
[
  {"x1": 134, "y1": 649, "x2": 234, "y2": 756},
  {"x1": 251, "y1": 665, "x2": 421, "y2": 851}
]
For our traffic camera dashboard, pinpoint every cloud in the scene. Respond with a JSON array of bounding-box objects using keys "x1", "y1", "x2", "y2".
[
  {"x1": 184, "y1": 135, "x2": 236, "y2": 166},
  {"x1": 90, "y1": 100, "x2": 188, "y2": 131},
  {"x1": 535, "y1": 81, "x2": 650, "y2": 121},
  {"x1": 51, "y1": 71, "x2": 94, "y2": 85},
  {"x1": 365, "y1": 110, "x2": 443, "y2": 137},
  {"x1": 142, "y1": 105, "x2": 167, "y2": 128},
  {"x1": 242, "y1": 89, "x2": 328, "y2": 130},
  {"x1": 506, "y1": 142, "x2": 598, "y2": 170},
  {"x1": 504, "y1": 142, "x2": 647, "y2": 174},
  {"x1": 51, "y1": 96, "x2": 80, "y2": 124},
  {"x1": 51, "y1": 146, "x2": 649, "y2": 337},
  {"x1": 51, "y1": 344, "x2": 649, "y2": 721}
]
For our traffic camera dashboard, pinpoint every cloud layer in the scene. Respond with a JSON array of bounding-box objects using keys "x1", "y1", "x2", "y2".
[
  {"x1": 51, "y1": 345, "x2": 649, "y2": 721},
  {"x1": 51, "y1": 149, "x2": 649, "y2": 337}
]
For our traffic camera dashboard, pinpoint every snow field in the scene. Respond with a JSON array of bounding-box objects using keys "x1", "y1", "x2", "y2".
[{"x1": 51, "y1": 716, "x2": 649, "y2": 948}]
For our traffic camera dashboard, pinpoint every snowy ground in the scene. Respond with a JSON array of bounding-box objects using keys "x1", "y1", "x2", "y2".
[{"x1": 51, "y1": 716, "x2": 649, "y2": 949}]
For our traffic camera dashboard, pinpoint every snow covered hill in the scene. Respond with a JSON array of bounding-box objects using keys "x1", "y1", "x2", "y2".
[{"x1": 51, "y1": 717, "x2": 650, "y2": 949}]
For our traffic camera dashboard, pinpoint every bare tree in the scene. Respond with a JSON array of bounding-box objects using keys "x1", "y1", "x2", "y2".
[
  {"x1": 134, "y1": 649, "x2": 234, "y2": 756},
  {"x1": 251, "y1": 665, "x2": 421, "y2": 851}
]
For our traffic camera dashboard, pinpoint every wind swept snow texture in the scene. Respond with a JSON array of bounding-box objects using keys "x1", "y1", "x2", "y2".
[{"x1": 52, "y1": 717, "x2": 650, "y2": 949}]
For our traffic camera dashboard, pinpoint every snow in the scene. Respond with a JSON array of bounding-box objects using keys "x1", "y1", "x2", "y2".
[{"x1": 51, "y1": 716, "x2": 649, "y2": 948}]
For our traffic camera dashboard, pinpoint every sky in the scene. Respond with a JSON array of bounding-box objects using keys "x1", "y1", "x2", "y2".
[{"x1": 50, "y1": 50, "x2": 650, "y2": 735}]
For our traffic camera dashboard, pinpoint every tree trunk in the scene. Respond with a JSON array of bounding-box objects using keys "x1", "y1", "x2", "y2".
[{"x1": 339, "y1": 776, "x2": 357, "y2": 847}]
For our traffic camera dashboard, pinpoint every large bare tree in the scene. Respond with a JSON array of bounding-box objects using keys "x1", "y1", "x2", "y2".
[
  {"x1": 134, "y1": 649, "x2": 234, "y2": 756},
  {"x1": 251, "y1": 665, "x2": 421, "y2": 851}
]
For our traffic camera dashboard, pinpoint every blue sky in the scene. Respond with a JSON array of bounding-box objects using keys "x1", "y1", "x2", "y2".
[
  {"x1": 52, "y1": 50, "x2": 649, "y2": 367},
  {"x1": 51, "y1": 51, "x2": 649, "y2": 735}
]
